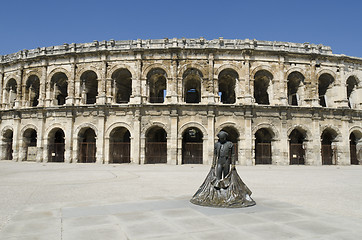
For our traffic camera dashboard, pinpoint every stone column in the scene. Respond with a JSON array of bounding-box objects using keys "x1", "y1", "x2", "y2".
[
  {"x1": 129, "y1": 54, "x2": 142, "y2": 104},
  {"x1": 64, "y1": 111, "x2": 74, "y2": 163},
  {"x1": 335, "y1": 65, "x2": 349, "y2": 108},
  {"x1": 131, "y1": 109, "x2": 141, "y2": 164},
  {"x1": 43, "y1": 137, "x2": 49, "y2": 163},
  {"x1": 37, "y1": 114, "x2": 44, "y2": 163},
  {"x1": 104, "y1": 137, "x2": 110, "y2": 164},
  {"x1": 96, "y1": 110, "x2": 105, "y2": 163},
  {"x1": 12, "y1": 116, "x2": 21, "y2": 162},
  {"x1": 66, "y1": 62, "x2": 76, "y2": 105},
  {"x1": 242, "y1": 110, "x2": 253, "y2": 165},
  {"x1": 168, "y1": 56, "x2": 178, "y2": 103},
  {"x1": 72, "y1": 137, "x2": 79, "y2": 163},
  {"x1": 305, "y1": 60, "x2": 319, "y2": 107},
  {"x1": 206, "y1": 110, "x2": 214, "y2": 165},
  {"x1": 169, "y1": 109, "x2": 178, "y2": 164},
  {"x1": 38, "y1": 65, "x2": 47, "y2": 107},
  {"x1": 96, "y1": 61, "x2": 107, "y2": 105},
  {"x1": 105, "y1": 78, "x2": 113, "y2": 104},
  {"x1": 312, "y1": 114, "x2": 322, "y2": 165},
  {"x1": 241, "y1": 57, "x2": 253, "y2": 105}
]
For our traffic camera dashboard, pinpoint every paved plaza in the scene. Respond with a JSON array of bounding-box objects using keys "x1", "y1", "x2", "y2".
[{"x1": 0, "y1": 161, "x2": 362, "y2": 239}]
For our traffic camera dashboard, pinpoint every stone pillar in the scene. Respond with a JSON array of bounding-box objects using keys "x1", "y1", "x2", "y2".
[
  {"x1": 12, "y1": 116, "x2": 21, "y2": 162},
  {"x1": 64, "y1": 112, "x2": 73, "y2": 163},
  {"x1": 129, "y1": 54, "x2": 142, "y2": 104},
  {"x1": 335, "y1": 65, "x2": 349, "y2": 108},
  {"x1": 312, "y1": 114, "x2": 322, "y2": 165},
  {"x1": 169, "y1": 109, "x2": 178, "y2": 164},
  {"x1": 72, "y1": 137, "x2": 79, "y2": 163},
  {"x1": 242, "y1": 58, "x2": 253, "y2": 105},
  {"x1": 105, "y1": 78, "x2": 113, "y2": 104},
  {"x1": 278, "y1": 112, "x2": 289, "y2": 165},
  {"x1": 131, "y1": 109, "x2": 141, "y2": 164},
  {"x1": 206, "y1": 110, "x2": 214, "y2": 165},
  {"x1": 43, "y1": 137, "x2": 49, "y2": 163},
  {"x1": 140, "y1": 136, "x2": 146, "y2": 164},
  {"x1": 168, "y1": 56, "x2": 178, "y2": 103},
  {"x1": 96, "y1": 61, "x2": 107, "y2": 105},
  {"x1": 66, "y1": 63, "x2": 76, "y2": 105},
  {"x1": 38, "y1": 65, "x2": 47, "y2": 107},
  {"x1": 37, "y1": 114, "x2": 44, "y2": 163},
  {"x1": 336, "y1": 120, "x2": 351, "y2": 165},
  {"x1": 96, "y1": 110, "x2": 105, "y2": 163},
  {"x1": 104, "y1": 137, "x2": 110, "y2": 164},
  {"x1": 305, "y1": 61, "x2": 319, "y2": 107},
  {"x1": 241, "y1": 110, "x2": 253, "y2": 165},
  {"x1": 0, "y1": 70, "x2": 3, "y2": 108}
]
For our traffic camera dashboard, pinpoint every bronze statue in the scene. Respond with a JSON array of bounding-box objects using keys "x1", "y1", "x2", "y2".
[{"x1": 190, "y1": 131, "x2": 256, "y2": 208}]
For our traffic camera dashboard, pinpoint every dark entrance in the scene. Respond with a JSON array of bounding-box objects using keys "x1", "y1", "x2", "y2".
[
  {"x1": 3, "y1": 129, "x2": 13, "y2": 160},
  {"x1": 145, "y1": 126, "x2": 167, "y2": 164},
  {"x1": 350, "y1": 132, "x2": 358, "y2": 165},
  {"x1": 321, "y1": 129, "x2": 337, "y2": 165},
  {"x1": 221, "y1": 126, "x2": 239, "y2": 162},
  {"x1": 48, "y1": 129, "x2": 65, "y2": 162},
  {"x1": 109, "y1": 127, "x2": 131, "y2": 164},
  {"x1": 182, "y1": 128, "x2": 203, "y2": 164},
  {"x1": 255, "y1": 128, "x2": 272, "y2": 164},
  {"x1": 79, "y1": 128, "x2": 96, "y2": 163},
  {"x1": 289, "y1": 129, "x2": 306, "y2": 165},
  {"x1": 23, "y1": 129, "x2": 37, "y2": 161}
]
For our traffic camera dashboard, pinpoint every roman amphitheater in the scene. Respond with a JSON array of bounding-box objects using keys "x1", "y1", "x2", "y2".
[{"x1": 0, "y1": 38, "x2": 361, "y2": 166}]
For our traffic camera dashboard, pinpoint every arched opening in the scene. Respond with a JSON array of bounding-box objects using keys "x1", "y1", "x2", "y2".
[
  {"x1": 23, "y1": 129, "x2": 37, "y2": 161},
  {"x1": 5, "y1": 79, "x2": 17, "y2": 107},
  {"x1": 147, "y1": 68, "x2": 167, "y2": 103},
  {"x1": 112, "y1": 69, "x2": 132, "y2": 103},
  {"x1": 48, "y1": 129, "x2": 65, "y2": 162},
  {"x1": 254, "y1": 70, "x2": 273, "y2": 105},
  {"x1": 79, "y1": 128, "x2": 96, "y2": 163},
  {"x1": 220, "y1": 126, "x2": 239, "y2": 162},
  {"x1": 80, "y1": 71, "x2": 98, "y2": 104},
  {"x1": 183, "y1": 69, "x2": 202, "y2": 103},
  {"x1": 2, "y1": 129, "x2": 13, "y2": 160},
  {"x1": 109, "y1": 127, "x2": 131, "y2": 164},
  {"x1": 350, "y1": 131, "x2": 362, "y2": 165},
  {"x1": 255, "y1": 128, "x2": 273, "y2": 164},
  {"x1": 25, "y1": 75, "x2": 40, "y2": 107},
  {"x1": 289, "y1": 129, "x2": 306, "y2": 165},
  {"x1": 218, "y1": 69, "x2": 237, "y2": 104},
  {"x1": 182, "y1": 127, "x2": 203, "y2": 164},
  {"x1": 145, "y1": 126, "x2": 167, "y2": 164},
  {"x1": 346, "y1": 76, "x2": 358, "y2": 108},
  {"x1": 318, "y1": 73, "x2": 334, "y2": 107},
  {"x1": 50, "y1": 72, "x2": 68, "y2": 106},
  {"x1": 287, "y1": 72, "x2": 305, "y2": 106},
  {"x1": 321, "y1": 129, "x2": 338, "y2": 165}
]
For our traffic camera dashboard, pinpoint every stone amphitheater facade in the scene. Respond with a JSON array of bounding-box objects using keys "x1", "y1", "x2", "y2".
[{"x1": 0, "y1": 38, "x2": 361, "y2": 165}]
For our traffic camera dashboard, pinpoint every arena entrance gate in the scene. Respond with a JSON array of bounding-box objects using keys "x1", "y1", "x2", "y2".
[
  {"x1": 350, "y1": 132, "x2": 358, "y2": 165},
  {"x1": 255, "y1": 128, "x2": 272, "y2": 164},
  {"x1": 3, "y1": 129, "x2": 13, "y2": 160},
  {"x1": 79, "y1": 128, "x2": 96, "y2": 163},
  {"x1": 289, "y1": 129, "x2": 306, "y2": 165},
  {"x1": 321, "y1": 129, "x2": 337, "y2": 165},
  {"x1": 48, "y1": 129, "x2": 65, "y2": 162},
  {"x1": 109, "y1": 127, "x2": 131, "y2": 163},
  {"x1": 182, "y1": 128, "x2": 203, "y2": 164},
  {"x1": 145, "y1": 126, "x2": 167, "y2": 164}
]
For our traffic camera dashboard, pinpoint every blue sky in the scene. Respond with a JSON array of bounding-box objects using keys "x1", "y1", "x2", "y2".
[{"x1": 1, "y1": 0, "x2": 361, "y2": 58}]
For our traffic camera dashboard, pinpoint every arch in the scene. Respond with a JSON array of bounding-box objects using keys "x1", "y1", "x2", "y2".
[
  {"x1": 288, "y1": 128, "x2": 307, "y2": 165},
  {"x1": 111, "y1": 68, "x2": 132, "y2": 103},
  {"x1": 183, "y1": 68, "x2": 203, "y2": 103},
  {"x1": 4, "y1": 78, "x2": 17, "y2": 106},
  {"x1": 78, "y1": 127, "x2": 97, "y2": 163},
  {"x1": 349, "y1": 127, "x2": 362, "y2": 165},
  {"x1": 215, "y1": 64, "x2": 242, "y2": 78},
  {"x1": 48, "y1": 127, "x2": 65, "y2": 162},
  {"x1": 106, "y1": 122, "x2": 133, "y2": 139},
  {"x1": 107, "y1": 64, "x2": 137, "y2": 79},
  {"x1": 75, "y1": 123, "x2": 98, "y2": 138},
  {"x1": 316, "y1": 69, "x2": 337, "y2": 80},
  {"x1": 142, "y1": 63, "x2": 171, "y2": 80},
  {"x1": 109, "y1": 126, "x2": 131, "y2": 164},
  {"x1": 253, "y1": 69, "x2": 274, "y2": 105},
  {"x1": 250, "y1": 65, "x2": 273, "y2": 79},
  {"x1": 215, "y1": 122, "x2": 242, "y2": 139},
  {"x1": 142, "y1": 121, "x2": 170, "y2": 139},
  {"x1": 349, "y1": 126, "x2": 362, "y2": 137},
  {"x1": 1, "y1": 125, "x2": 14, "y2": 137},
  {"x1": 252, "y1": 123, "x2": 279, "y2": 141},
  {"x1": 218, "y1": 69, "x2": 237, "y2": 104},
  {"x1": 321, "y1": 127, "x2": 339, "y2": 165},
  {"x1": 76, "y1": 65, "x2": 100, "y2": 80},
  {"x1": 346, "y1": 75, "x2": 359, "y2": 108},
  {"x1": 48, "y1": 67, "x2": 71, "y2": 81},
  {"x1": 25, "y1": 74, "x2": 40, "y2": 107},
  {"x1": 179, "y1": 122, "x2": 208, "y2": 140},
  {"x1": 145, "y1": 125, "x2": 167, "y2": 164},
  {"x1": 24, "y1": 70, "x2": 41, "y2": 82},
  {"x1": 50, "y1": 72, "x2": 68, "y2": 105},
  {"x1": 45, "y1": 124, "x2": 67, "y2": 140},
  {"x1": 182, "y1": 126, "x2": 204, "y2": 164},
  {"x1": 178, "y1": 63, "x2": 207, "y2": 79},
  {"x1": 80, "y1": 70, "x2": 98, "y2": 104},
  {"x1": 22, "y1": 127, "x2": 37, "y2": 161},
  {"x1": 147, "y1": 68, "x2": 167, "y2": 103},
  {"x1": 286, "y1": 67, "x2": 306, "y2": 78},
  {"x1": 286, "y1": 125, "x2": 311, "y2": 141},
  {"x1": 320, "y1": 125, "x2": 341, "y2": 142},
  {"x1": 254, "y1": 128, "x2": 273, "y2": 164},
  {"x1": 287, "y1": 71, "x2": 305, "y2": 106},
  {"x1": 20, "y1": 124, "x2": 39, "y2": 137},
  {"x1": 4, "y1": 73, "x2": 20, "y2": 87},
  {"x1": 318, "y1": 72, "x2": 335, "y2": 107}
]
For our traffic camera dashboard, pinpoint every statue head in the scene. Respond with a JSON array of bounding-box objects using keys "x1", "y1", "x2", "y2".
[{"x1": 217, "y1": 131, "x2": 228, "y2": 144}]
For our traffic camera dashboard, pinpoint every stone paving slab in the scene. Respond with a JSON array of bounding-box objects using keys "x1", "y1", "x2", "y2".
[{"x1": 1, "y1": 197, "x2": 361, "y2": 240}]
